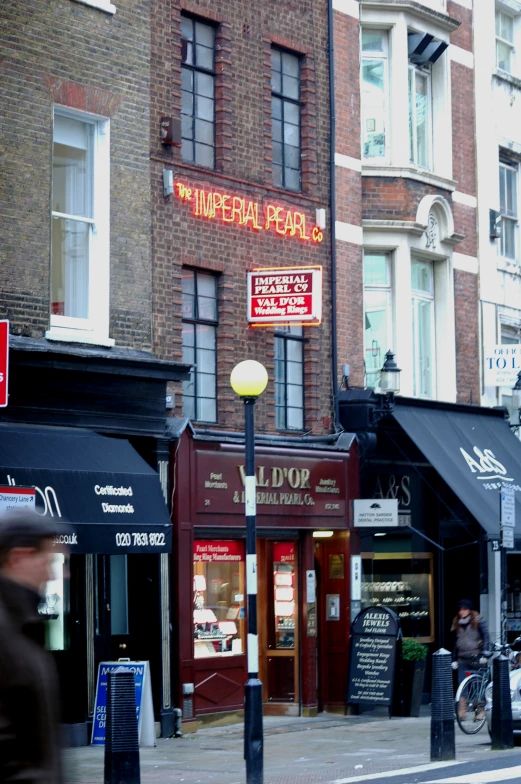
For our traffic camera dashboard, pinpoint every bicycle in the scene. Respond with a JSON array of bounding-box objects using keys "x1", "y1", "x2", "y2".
[{"x1": 455, "y1": 642, "x2": 514, "y2": 735}]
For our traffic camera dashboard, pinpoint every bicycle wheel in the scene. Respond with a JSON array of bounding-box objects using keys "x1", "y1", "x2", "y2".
[{"x1": 455, "y1": 674, "x2": 487, "y2": 734}]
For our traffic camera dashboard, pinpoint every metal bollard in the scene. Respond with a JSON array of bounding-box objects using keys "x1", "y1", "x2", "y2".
[
  {"x1": 104, "y1": 668, "x2": 141, "y2": 784},
  {"x1": 491, "y1": 655, "x2": 514, "y2": 750},
  {"x1": 430, "y1": 648, "x2": 455, "y2": 762}
]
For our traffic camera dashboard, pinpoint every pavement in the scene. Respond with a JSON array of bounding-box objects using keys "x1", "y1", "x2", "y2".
[{"x1": 64, "y1": 709, "x2": 521, "y2": 784}]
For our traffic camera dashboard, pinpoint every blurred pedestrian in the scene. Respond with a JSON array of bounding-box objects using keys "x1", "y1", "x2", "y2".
[
  {"x1": 451, "y1": 598, "x2": 490, "y2": 720},
  {"x1": 0, "y1": 509, "x2": 66, "y2": 783}
]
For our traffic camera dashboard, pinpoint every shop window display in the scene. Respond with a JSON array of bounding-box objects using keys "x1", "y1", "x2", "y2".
[
  {"x1": 193, "y1": 541, "x2": 245, "y2": 658},
  {"x1": 40, "y1": 553, "x2": 70, "y2": 651},
  {"x1": 361, "y1": 554, "x2": 433, "y2": 642},
  {"x1": 273, "y1": 543, "x2": 296, "y2": 649}
]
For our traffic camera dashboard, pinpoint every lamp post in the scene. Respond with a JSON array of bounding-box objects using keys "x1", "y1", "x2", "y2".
[
  {"x1": 372, "y1": 350, "x2": 401, "y2": 424},
  {"x1": 230, "y1": 359, "x2": 268, "y2": 784}
]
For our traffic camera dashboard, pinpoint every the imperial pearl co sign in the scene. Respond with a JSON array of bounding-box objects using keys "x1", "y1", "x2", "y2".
[{"x1": 247, "y1": 267, "x2": 323, "y2": 326}]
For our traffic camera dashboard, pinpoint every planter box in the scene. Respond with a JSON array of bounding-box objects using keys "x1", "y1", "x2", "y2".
[{"x1": 402, "y1": 660, "x2": 426, "y2": 717}]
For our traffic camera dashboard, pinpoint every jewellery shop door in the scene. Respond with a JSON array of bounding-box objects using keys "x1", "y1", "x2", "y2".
[{"x1": 259, "y1": 540, "x2": 299, "y2": 715}]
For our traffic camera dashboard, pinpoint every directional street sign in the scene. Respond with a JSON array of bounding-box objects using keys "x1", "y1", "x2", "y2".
[
  {"x1": 501, "y1": 486, "x2": 516, "y2": 528},
  {"x1": 502, "y1": 526, "x2": 514, "y2": 549}
]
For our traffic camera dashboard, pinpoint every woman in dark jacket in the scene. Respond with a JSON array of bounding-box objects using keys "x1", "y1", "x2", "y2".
[{"x1": 451, "y1": 598, "x2": 490, "y2": 720}]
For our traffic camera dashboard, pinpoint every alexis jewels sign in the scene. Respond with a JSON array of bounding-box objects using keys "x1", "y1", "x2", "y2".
[{"x1": 247, "y1": 267, "x2": 323, "y2": 325}]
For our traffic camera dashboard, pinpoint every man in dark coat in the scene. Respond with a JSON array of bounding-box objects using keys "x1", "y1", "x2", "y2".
[{"x1": 0, "y1": 509, "x2": 65, "y2": 783}]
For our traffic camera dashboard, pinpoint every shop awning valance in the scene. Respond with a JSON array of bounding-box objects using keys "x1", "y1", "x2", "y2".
[
  {"x1": 0, "y1": 423, "x2": 171, "y2": 554},
  {"x1": 393, "y1": 404, "x2": 521, "y2": 539}
]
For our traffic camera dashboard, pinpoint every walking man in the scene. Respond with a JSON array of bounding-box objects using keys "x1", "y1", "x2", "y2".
[{"x1": 0, "y1": 509, "x2": 65, "y2": 783}]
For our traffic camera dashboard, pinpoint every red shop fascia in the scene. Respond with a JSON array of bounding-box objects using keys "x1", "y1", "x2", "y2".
[{"x1": 170, "y1": 427, "x2": 360, "y2": 727}]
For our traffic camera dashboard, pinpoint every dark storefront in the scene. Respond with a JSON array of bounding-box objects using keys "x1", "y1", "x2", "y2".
[
  {"x1": 340, "y1": 391, "x2": 521, "y2": 666},
  {"x1": 169, "y1": 423, "x2": 359, "y2": 726},
  {"x1": 0, "y1": 336, "x2": 190, "y2": 742}
]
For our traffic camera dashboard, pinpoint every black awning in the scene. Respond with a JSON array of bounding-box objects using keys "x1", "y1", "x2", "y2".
[
  {"x1": 0, "y1": 424, "x2": 171, "y2": 554},
  {"x1": 393, "y1": 404, "x2": 521, "y2": 539}
]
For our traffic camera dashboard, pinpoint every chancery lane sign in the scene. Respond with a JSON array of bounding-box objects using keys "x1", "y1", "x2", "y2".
[
  {"x1": 347, "y1": 606, "x2": 401, "y2": 708},
  {"x1": 195, "y1": 450, "x2": 346, "y2": 518}
]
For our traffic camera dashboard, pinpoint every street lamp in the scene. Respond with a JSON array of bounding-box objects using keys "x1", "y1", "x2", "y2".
[
  {"x1": 230, "y1": 359, "x2": 268, "y2": 784},
  {"x1": 372, "y1": 350, "x2": 401, "y2": 425},
  {"x1": 379, "y1": 350, "x2": 401, "y2": 395}
]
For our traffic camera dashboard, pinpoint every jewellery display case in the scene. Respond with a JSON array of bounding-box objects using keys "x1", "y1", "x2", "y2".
[
  {"x1": 361, "y1": 553, "x2": 434, "y2": 642},
  {"x1": 193, "y1": 540, "x2": 246, "y2": 657}
]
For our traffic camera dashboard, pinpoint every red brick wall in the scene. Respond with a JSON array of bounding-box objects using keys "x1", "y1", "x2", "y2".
[
  {"x1": 454, "y1": 270, "x2": 480, "y2": 405},
  {"x1": 151, "y1": 0, "x2": 332, "y2": 433},
  {"x1": 0, "y1": 0, "x2": 154, "y2": 348}
]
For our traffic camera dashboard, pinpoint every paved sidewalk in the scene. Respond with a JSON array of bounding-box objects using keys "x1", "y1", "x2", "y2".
[{"x1": 65, "y1": 712, "x2": 520, "y2": 784}]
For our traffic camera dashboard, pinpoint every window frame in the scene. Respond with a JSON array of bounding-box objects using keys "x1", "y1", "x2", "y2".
[
  {"x1": 271, "y1": 47, "x2": 302, "y2": 193},
  {"x1": 274, "y1": 324, "x2": 305, "y2": 431},
  {"x1": 496, "y1": 8, "x2": 515, "y2": 73},
  {"x1": 47, "y1": 105, "x2": 112, "y2": 346},
  {"x1": 499, "y1": 159, "x2": 519, "y2": 263},
  {"x1": 361, "y1": 29, "x2": 390, "y2": 162},
  {"x1": 182, "y1": 269, "x2": 219, "y2": 424},
  {"x1": 363, "y1": 252, "x2": 393, "y2": 389},
  {"x1": 180, "y1": 14, "x2": 217, "y2": 170},
  {"x1": 411, "y1": 259, "x2": 436, "y2": 399},
  {"x1": 408, "y1": 63, "x2": 433, "y2": 171}
]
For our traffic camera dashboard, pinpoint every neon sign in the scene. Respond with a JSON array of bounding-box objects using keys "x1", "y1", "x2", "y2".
[{"x1": 175, "y1": 181, "x2": 324, "y2": 243}]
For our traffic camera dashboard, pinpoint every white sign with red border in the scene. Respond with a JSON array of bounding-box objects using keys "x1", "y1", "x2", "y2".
[
  {"x1": 0, "y1": 487, "x2": 36, "y2": 515},
  {"x1": 247, "y1": 267, "x2": 322, "y2": 326},
  {"x1": 0, "y1": 320, "x2": 8, "y2": 407}
]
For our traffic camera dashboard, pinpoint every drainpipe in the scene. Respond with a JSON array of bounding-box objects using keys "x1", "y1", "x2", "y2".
[{"x1": 328, "y1": 0, "x2": 340, "y2": 432}]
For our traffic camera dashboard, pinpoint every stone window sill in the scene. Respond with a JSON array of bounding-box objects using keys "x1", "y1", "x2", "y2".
[
  {"x1": 497, "y1": 256, "x2": 521, "y2": 275},
  {"x1": 71, "y1": 0, "x2": 116, "y2": 15},
  {"x1": 493, "y1": 68, "x2": 521, "y2": 90}
]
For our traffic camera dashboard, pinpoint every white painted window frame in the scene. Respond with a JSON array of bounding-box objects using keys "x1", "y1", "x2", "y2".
[
  {"x1": 499, "y1": 159, "x2": 519, "y2": 264},
  {"x1": 47, "y1": 106, "x2": 113, "y2": 347},
  {"x1": 361, "y1": 29, "x2": 390, "y2": 163},
  {"x1": 411, "y1": 259, "x2": 436, "y2": 398},
  {"x1": 408, "y1": 64, "x2": 433, "y2": 171},
  {"x1": 363, "y1": 252, "x2": 393, "y2": 388},
  {"x1": 360, "y1": 5, "x2": 453, "y2": 181},
  {"x1": 496, "y1": 7, "x2": 516, "y2": 73}
]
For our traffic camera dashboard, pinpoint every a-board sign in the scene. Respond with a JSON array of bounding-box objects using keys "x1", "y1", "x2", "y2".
[
  {"x1": 91, "y1": 660, "x2": 155, "y2": 747},
  {"x1": 347, "y1": 606, "x2": 401, "y2": 707}
]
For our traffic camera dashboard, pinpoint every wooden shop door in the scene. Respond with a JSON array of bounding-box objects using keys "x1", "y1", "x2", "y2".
[{"x1": 258, "y1": 539, "x2": 299, "y2": 715}]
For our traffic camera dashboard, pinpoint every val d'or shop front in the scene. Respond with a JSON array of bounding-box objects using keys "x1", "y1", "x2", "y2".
[{"x1": 171, "y1": 429, "x2": 359, "y2": 726}]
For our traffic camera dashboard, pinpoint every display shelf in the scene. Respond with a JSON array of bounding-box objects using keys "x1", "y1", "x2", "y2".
[{"x1": 360, "y1": 554, "x2": 434, "y2": 642}]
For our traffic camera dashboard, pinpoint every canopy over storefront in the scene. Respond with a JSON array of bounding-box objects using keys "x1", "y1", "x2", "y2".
[
  {"x1": 0, "y1": 423, "x2": 171, "y2": 553},
  {"x1": 393, "y1": 403, "x2": 521, "y2": 540}
]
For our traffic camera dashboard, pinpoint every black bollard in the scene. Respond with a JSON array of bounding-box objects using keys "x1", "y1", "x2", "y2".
[
  {"x1": 491, "y1": 655, "x2": 514, "y2": 750},
  {"x1": 431, "y1": 648, "x2": 455, "y2": 762},
  {"x1": 244, "y1": 677, "x2": 263, "y2": 784},
  {"x1": 104, "y1": 668, "x2": 141, "y2": 784}
]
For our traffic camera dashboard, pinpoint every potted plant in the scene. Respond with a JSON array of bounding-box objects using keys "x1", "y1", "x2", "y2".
[{"x1": 401, "y1": 638, "x2": 428, "y2": 717}]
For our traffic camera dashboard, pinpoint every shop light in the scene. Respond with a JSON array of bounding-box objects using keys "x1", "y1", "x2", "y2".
[
  {"x1": 374, "y1": 532, "x2": 387, "y2": 537},
  {"x1": 312, "y1": 530, "x2": 334, "y2": 538},
  {"x1": 379, "y1": 350, "x2": 401, "y2": 394}
]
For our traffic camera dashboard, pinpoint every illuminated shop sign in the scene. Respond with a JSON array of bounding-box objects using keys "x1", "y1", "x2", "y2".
[
  {"x1": 195, "y1": 451, "x2": 346, "y2": 518},
  {"x1": 175, "y1": 181, "x2": 324, "y2": 244},
  {"x1": 247, "y1": 266, "x2": 322, "y2": 326}
]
